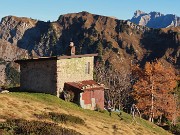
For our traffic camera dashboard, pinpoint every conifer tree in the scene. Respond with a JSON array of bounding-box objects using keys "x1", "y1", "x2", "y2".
[{"x1": 132, "y1": 60, "x2": 178, "y2": 123}]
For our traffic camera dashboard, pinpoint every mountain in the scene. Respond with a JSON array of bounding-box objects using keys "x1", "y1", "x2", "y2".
[
  {"x1": 0, "y1": 11, "x2": 179, "y2": 85},
  {"x1": 129, "y1": 10, "x2": 180, "y2": 28}
]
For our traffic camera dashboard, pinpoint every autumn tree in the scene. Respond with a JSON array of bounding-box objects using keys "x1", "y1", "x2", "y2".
[
  {"x1": 94, "y1": 62, "x2": 132, "y2": 110},
  {"x1": 132, "y1": 60, "x2": 178, "y2": 123}
]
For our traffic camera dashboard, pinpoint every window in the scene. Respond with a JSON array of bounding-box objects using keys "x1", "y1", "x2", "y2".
[
  {"x1": 88, "y1": 62, "x2": 90, "y2": 74},
  {"x1": 85, "y1": 62, "x2": 90, "y2": 74}
]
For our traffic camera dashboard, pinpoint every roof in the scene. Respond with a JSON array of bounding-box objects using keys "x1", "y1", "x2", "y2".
[
  {"x1": 15, "y1": 54, "x2": 98, "y2": 63},
  {"x1": 65, "y1": 80, "x2": 104, "y2": 91}
]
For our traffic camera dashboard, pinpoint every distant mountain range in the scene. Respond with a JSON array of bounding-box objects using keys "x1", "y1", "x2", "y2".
[
  {"x1": 0, "y1": 11, "x2": 179, "y2": 85},
  {"x1": 129, "y1": 10, "x2": 180, "y2": 28}
]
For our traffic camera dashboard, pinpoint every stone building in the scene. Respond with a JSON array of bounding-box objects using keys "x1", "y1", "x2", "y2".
[{"x1": 15, "y1": 43, "x2": 104, "y2": 110}]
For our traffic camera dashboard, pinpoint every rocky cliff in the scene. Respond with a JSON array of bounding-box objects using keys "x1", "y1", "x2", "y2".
[
  {"x1": 0, "y1": 11, "x2": 179, "y2": 85},
  {"x1": 129, "y1": 10, "x2": 180, "y2": 28}
]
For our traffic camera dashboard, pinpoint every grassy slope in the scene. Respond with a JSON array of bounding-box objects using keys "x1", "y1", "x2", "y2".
[{"x1": 0, "y1": 92, "x2": 171, "y2": 135}]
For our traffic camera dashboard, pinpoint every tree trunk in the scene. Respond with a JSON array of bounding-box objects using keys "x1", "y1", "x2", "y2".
[
  {"x1": 171, "y1": 94, "x2": 177, "y2": 125},
  {"x1": 119, "y1": 98, "x2": 121, "y2": 110},
  {"x1": 149, "y1": 80, "x2": 154, "y2": 123},
  {"x1": 159, "y1": 115, "x2": 162, "y2": 125},
  {"x1": 119, "y1": 104, "x2": 121, "y2": 110}
]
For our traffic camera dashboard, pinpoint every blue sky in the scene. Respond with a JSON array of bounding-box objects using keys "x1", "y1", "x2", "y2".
[{"x1": 0, "y1": 0, "x2": 179, "y2": 21}]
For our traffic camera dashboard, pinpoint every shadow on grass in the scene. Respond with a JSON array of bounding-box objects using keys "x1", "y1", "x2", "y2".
[
  {"x1": 7, "y1": 87, "x2": 50, "y2": 95},
  {"x1": 7, "y1": 87, "x2": 21, "y2": 92}
]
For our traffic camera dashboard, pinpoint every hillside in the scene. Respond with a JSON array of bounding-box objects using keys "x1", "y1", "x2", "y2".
[
  {"x1": 0, "y1": 11, "x2": 179, "y2": 86},
  {"x1": 129, "y1": 10, "x2": 180, "y2": 28},
  {"x1": 0, "y1": 92, "x2": 171, "y2": 135}
]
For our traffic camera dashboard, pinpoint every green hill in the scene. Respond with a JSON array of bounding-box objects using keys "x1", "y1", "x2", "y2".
[{"x1": 0, "y1": 92, "x2": 171, "y2": 135}]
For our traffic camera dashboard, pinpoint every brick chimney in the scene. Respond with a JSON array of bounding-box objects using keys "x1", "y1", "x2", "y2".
[{"x1": 69, "y1": 42, "x2": 75, "y2": 55}]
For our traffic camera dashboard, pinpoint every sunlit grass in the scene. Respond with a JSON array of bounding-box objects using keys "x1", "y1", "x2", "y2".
[{"x1": 4, "y1": 92, "x2": 171, "y2": 135}]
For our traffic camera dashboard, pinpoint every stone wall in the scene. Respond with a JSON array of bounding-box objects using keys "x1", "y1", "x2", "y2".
[
  {"x1": 0, "y1": 65, "x2": 6, "y2": 84},
  {"x1": 57, "y1": 56, "x2": 94, "y2": 95},
  {"x1": 20, "y1": 60, "x2": 57, "y2": 95}
]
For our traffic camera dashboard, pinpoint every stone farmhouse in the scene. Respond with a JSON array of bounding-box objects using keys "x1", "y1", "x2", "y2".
[{"x1": 15, "y1": 42, "x2": 104, "y2": 110}]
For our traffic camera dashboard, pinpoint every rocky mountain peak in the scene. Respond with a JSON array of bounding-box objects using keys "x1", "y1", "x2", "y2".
[
  {"x1": 149, "y1": 11, "x2": 163, "y2": 18},
  {"x1": 0, "y1": 11, "x2": 179, "y2": 86},
  {"x1": 134, "y1": 10, "x2": 146, "y2": 17},
  {"x1": 0, "y1": 15, "x2": 37, "y2": 45},
  {"x1": 129, "y1": 10, "x2": 180, "y2": 28},
  {"x1": 1, "y1": 15, "x2": 37, "y2": 25}
]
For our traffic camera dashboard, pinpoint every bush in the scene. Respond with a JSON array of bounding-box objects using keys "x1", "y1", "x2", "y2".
[
  {"x1": 170, "y1": 124, "x2": 180, "y2": 135},
  {"x1": 0, "y1": 58, "x2": 6, "y2": 65},
  {"x1": 0, "y1": 119, "x2": 82, "y2": 135},
  {"x1": 95, "y1": 105, "x2": 105, "y2": 113},
  {"x1": 34, "y1": 112, "x2": 85, "y2": 125},
  {"x1": 49, "y1": 112, "x2": 85, "y2": 125}
]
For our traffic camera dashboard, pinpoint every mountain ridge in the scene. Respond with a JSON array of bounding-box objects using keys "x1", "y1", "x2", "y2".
[
  {"x1": 0, "y1": 11, "x2": 179, "y2": 85},
  {"x1": 129, "y1": 10, "x2": 180, "y2": 28}
]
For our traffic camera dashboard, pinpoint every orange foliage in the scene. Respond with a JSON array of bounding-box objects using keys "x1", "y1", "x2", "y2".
[{"x1": 132, "y1": 60, "x2": 178, "y2": 122}]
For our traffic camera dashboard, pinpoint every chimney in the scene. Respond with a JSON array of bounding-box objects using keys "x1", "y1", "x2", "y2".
[{"x1": 69, "y1": 42, "x2": 75, "y2": 55}]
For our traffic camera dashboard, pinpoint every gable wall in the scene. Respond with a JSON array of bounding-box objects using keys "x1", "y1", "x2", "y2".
[
  {"x1": 20, "y1": 60, "x2": 57, "y2": 95},
  {"x1": 57, "y1": 57, "x2": 94, "y2": 94}
]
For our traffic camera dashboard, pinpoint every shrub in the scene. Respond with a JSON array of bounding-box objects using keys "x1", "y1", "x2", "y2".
[
  {"x1": 95, "y1": 105, "x2": 105, "y2": 113},
  {"x1": 0, "y1": 58, "x2": 6, "y2": 65},
  {"x1": 170, "y1": 124, "x2": 180, "y2": 135},
  {"x1": 0, "y1": 119, "x2": 82, "y2": 135},
  {"x1": 33, "y1": 113, "x2": 49, "y2": 120},
  {"x1": 34, "y1": 112, "x2": 85, "y2": 125},
  {"x1": 49, "y1": 112, "x2": 85, "y2": 125},
  {"x1": 112, "y1": 47, "x2": 118, "y2": 53}
]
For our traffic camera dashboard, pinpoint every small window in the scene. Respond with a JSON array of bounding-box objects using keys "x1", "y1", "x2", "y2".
[
  {"x1": 85, "y1": 62, "x2": 90, "y2": 74},
  {"x1": 88, "y1": 62, "x2": 90, "y2": 74}
]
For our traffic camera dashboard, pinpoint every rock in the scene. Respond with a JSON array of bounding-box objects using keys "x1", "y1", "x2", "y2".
[
  {"x1": 129, "y1": 10, "x2": 180, "y2": 28},
  {"x1": 1, "y1": 90, "x2": 9, "y2": 93},
  {"x1": 0, "y1": 119, "x2": 6, "y2": 122}
]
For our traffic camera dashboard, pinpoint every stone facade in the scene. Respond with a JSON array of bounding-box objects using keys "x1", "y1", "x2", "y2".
[
  {"x1": 19, "y1": 59, "x2": 57, "y2": 95},
  {"x1": 16, "y1": 54, "x2": 96, "y2": 97},
  {"x1": 16, "y1": 54, "x2": 105, "y2": 110},
  {"x1": 56, "y1": 56, "x2": 93, "y2": 96}
]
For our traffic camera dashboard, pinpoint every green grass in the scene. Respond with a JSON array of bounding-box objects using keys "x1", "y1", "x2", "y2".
[
  {"x1": 6, "y1": 92, "x2": 171, "y2": 135},
  {"x1": 109, "y1": 111, "x2": 170, "y2": 135},
  {"x1": 9, "y1": 92, "x2": 81, "y2": 109},
  {"x1": 9, "y1": 92, "x2": 110, "y2": 118},
  {"x1": 136, "y1": 117, "x2": 167, "y2": 134}
]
